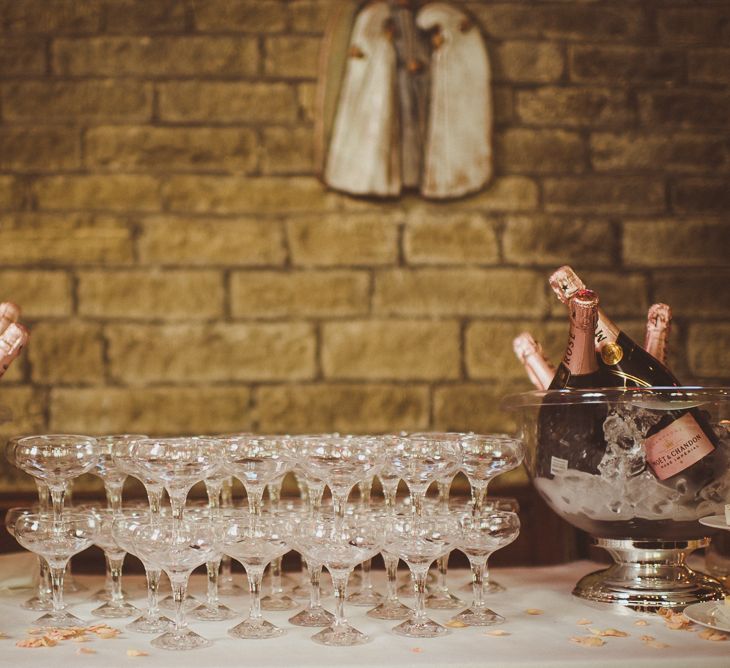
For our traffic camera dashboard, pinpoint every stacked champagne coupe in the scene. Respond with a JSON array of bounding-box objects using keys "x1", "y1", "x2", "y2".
[{"x1": 4, "y1": 431, "x2": 524, "y2": 651}]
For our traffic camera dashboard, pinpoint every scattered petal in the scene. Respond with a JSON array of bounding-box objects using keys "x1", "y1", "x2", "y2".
[
  {"x1": 599, "y1": 628, "x2": 629, "y2": 638},
  {"x1": 640, "y1": 635, "x2": 655, "y2": 642},
  {"x1": 634, "y1": 620, "x2": 650, "y2": 627},
  {"x1": 645, "y1": 640, "x2": 670, "y2": 649},
  {"x1": 570, "y1": 635, "x2": 605, "y2": 647},
  {"x1": 76, "y1": 647, "x2": 96, "y2": 655},
  {"x1": 525, "y1": 609, "x2": 544, "y2": 616},
  {"x1": 127, "y1": 649, "x2": 148, "y2": 657},
  {"x1": 576, "y1": 618, "x2": 592, "y2": 625},
  {"x1": 410, "y1": 647, "x2": 423, "y2": 653},
  {"x1": 485, "y1": 630, "x2": 510, "y2": 637},
  {"x1": 698, "y1": 629, "x2": 729, "y2": 642},
  {"x1": 445, "y1": 619, "x2": 469, "y2": 628}
]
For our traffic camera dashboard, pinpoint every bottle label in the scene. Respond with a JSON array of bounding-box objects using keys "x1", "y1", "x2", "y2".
[
  {"x1": 644, "y1": 413, "x2": 715, "y2": 480},
  {"x1": 550, "y1": 456, "x2": 568, "y2": 475}
]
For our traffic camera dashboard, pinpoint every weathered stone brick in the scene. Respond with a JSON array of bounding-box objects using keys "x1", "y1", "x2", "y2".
[
  {"x1": 468, "y1": 3, "x2": 646, "y2": 41},
  {"x1": 34, "y1": 175, "x2": 160, "y2": 212},
  {"x1": 466, "y1": 321, "x2": 565, "y2": 381},
  {"x1": 261, "y1": 126, "x2": 314, "y2": 174},
  {"x1": 404, "y1": 212, "x2": 498, "y2": 265},
  {"x1": 256, "y1": 383, "x2": 430, "y2": 434},
  {"x1": 193, "y1": 0, "x2": 287, "y2": 32},
  {"x1": 287, "y1": 213, "x2": 399, "y2": 266},
  {"x1": 2, "y1": 80, "x2": 152, "y2": 122},
  {"x1": 450, "y1": 176, "x2": 539, "y2": 212},
  {"x1": 544, "y1": 177, "x2": 665, "y2": 214},
  {"x1": 433, "y1": 382, "x2": 523, "y2": 435},
  {"x1": 0, "y1": 128, "x2": 80, "y2": 172},
  {"x1": 517, "y1": 87, "x2": 633, "y2": 127},
  {"x1": 496, "y1": 129, "x2": 585, "y2": 174},
  {"x1": 0, "y1": 271, "x2": 72, "y2": 317},
  {"x1": 106, "y1": 323, "x2": 316, "y2": 383},
  {"x1": 374, "y1": 269, "x2": 546, "y2": 317},
  {"x1": 657, "y1": 7, "x2": 730, "y2": 46},
  {"x1": 29, "y1": 321, "x2": 105, "y2": 385},
  {"x1": 0, "y1": 214, "x2": 133, "y2": 265},
  {"x1": 547, "y1": 271, "x2": 649, "y2": 319},
  {"x1": 493, "y1": 41, "x2": 564, "y2": 83},
  {"x1": 322, "y1": 320, "x2": 461, "y2": 381},
  {"x1": 689, "y1": 49, "x2": 730, "y2": 85},
  {"x1": 0, "y1": 176, "x2": 26, "y2": 210},
  {"x1": 0, "y1": 387, "x2": 47, "y2": 442},
  {"x1": 493, "y1": 85, "x2": 514, "y2": 124},
  {"x1": 591, "y1": 132, "x2": 728, "y2": 173},
  {"x1": 264, "y1": 36, "x2": 320, "y2": 77},
  {"x1": 297, "y1": 83, "x2": 317, "y2": 122},
  {"x1": 653, "y1": 270, "x2": 730, "y2": 318},
  {"x1": 623, "y1": 220, "x2": 728, "y2": 268},
  {"x1": 0, "y1": 36, "x2": 46, "y2": 74},
  {"x1": 503, "y1": 216, "x2": 615, "y2": 267},
  {"x1": 231, "y1": 270, "x2": 370, "y2": 318},
  {"x1": 85, "y1": 126, "x2": 258, "y2": 172},
  {"x1": 672, "y1": 178, "x2": 730, "y2": 214},
  {"x1": 290, "y1": 0, "x2": 333, "y2": 33},
  {"x1": 570, "y1": 46, "x2": 685, "y2": 83},
  {"x1": 638, "y1": 91, "x2": 730, "y2": 129},
  {"x1": 158, "y1": 81, "x2": 297, "y2": 122},
  {"x1": 688, "y1": 324, "x2": 730, "y2": 379},
  {"x1": 138, "y1": 216, "x2": 286, "y2": 266},
  {"x1": 53, "y1": 36, "x2": 258, "y2": 76},
  {"x1": 165, "y1": 176, "x2": 335, "y2": 214},
  {"x1": 78, "y1": 270, "x2": 224, "y2": 319},
  {"x1": 106, "y1": 0, "x2": 187, "y2": 33},
  {"x1": 0, "y1": 0, "x2": 101, "y2": 33},
  {"x1": 50, "y1": 386, "x2": 254, "y2": 435}
]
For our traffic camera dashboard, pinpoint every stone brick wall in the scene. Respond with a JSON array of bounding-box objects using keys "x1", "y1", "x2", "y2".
[{"x1": 1, "y1": 1, "x2": 729, "y2": 491}]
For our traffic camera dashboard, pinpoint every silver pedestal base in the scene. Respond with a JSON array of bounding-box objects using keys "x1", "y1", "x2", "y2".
[{"x1": 573, "y1": 537, "x2": 725, "y2": 613}]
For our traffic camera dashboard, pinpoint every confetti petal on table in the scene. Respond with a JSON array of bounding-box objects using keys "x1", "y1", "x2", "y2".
[
  {"x1": 525, "y1": 608, "x2": 544, "y2": 615},
  {"x1": 576, "y1": 618, "x2": 592, "y2": 625},
  {"x1": 445, "y1": 619, "x2": 469, "y2": 628},
  {"x1": 698, "y1": 629, "x2": 729, "y2": 641},
  {"x1": 76, "y1": 647, "x2": 96, "y2": 655},
  {"x1": 570, "y1": 635, "x2": 605, "y2": 647},
  {"x1": 634, "y1": 620, "x2": 650, "y2": 626},
  {"x1": 485, "y1": 629, "x2": 511, "y2": 637},
  {"x1": 127, "y1": 649, "x2": 149, "y2": 657}
]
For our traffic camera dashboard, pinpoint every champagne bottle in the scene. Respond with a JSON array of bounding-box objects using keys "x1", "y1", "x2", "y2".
[
  {"x1": 644, "y1": 303, "x2": 671, "y2": 365},
  {"x1": 537, "y1": 290, "x2": 612, "y2": 478},
  {"x1": 512, "y1": 332, "x2": 555, "y2": 391},
  {"x1": 0, "y1": 302, "x2": 20, "y2": 336},
  {"x1": 0, "y1": 322, "x2": 28, "y2": 378},
  {"x1": 549, "y1": 265, "x2": 678, "y2": 388}
]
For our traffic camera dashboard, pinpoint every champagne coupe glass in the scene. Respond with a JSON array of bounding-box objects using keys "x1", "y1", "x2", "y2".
[
  {"x1": 112, "y1": 510, "x2": 172, "y2": 634},
  {"x1": 89, "y1": 508, "x2": 138, "y2": 618},
  {"x1": 132, "y1": 437, "x2": 222, "y2": 522},
  {"x1": 459, "y1": 434, "x2": 524, "y2": 593},
  {"x1": 386, "y1": 434, "x2": 461, "y2": 517},
  {"x1": 222, "y1": 511, "x2": 290, "y2": 639},
  {"x1": 14, "y1": 512, "x2": 97, "y2": 628},
  {"x1": 133, "y1": 518, "x2": 218, "y2": 651},
  {"x1": 347, "y1": 476, "x2": 382, "y2": 607},
  {"x1": 13, "y1": 435, "x2": 98, "y2": 520},
  {"x1": 384, "y1": 512, "x2": 457, "y2": 638},
  {"x1": 261, "y1": 472, "x2": 297, "y2": 611},
  {"x1": 296, "y1": 435, "x2": 384, "y2": 520},
  {"x1": 111, "y1": 437, "x2": 164, "y2": 516},
  {"x1": 451, "y1": 509, "x2": 520, "y2": 626},
  {"x1": 223, "y1": 435, "x2": 292, "y2": 518},
  {"x1": 217, "y1": 475, "x2": 242, "y2": 595},
  {"x1": 291, "y1": 513, "x2": 384, "y2": 646}
]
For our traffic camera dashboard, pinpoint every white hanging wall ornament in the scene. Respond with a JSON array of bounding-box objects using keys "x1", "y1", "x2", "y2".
[{"x1": 316, "y1": 0, "x2": 492, "y2": 201}]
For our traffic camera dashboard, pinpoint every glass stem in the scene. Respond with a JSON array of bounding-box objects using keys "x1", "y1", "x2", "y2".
[
  {"x1": 247, "y1": 568, "x2": 264, "y2": 622},
  {"x1": 247, "y1": 486, "x2": 264, "y2": 518},
  {"x1": 472, "y1": 483, "x2": 488, "y2": 513},
  {"x1": 36, "y1": 483, "x2": 50, "y2": 512},
  {"x1": 470, "y1": 558, "x2": 487, "y2": 610},
  {"x1": 221, "y1": 555, "x2": 233, "y2": 583},
  {"x1": 206, "y1": 481, "x2": 222, "y2": 511},
  {"x1": 105, "y1": 482, "x2": 124, "y2": 513},
  {"x1": 38, "y1": 557, "x2": 52, "y2": 603},
  {"x1": 169, "y1": 489, "x2": 188, "y2": 522},
  {"x1": 221, "y1": 477, "x2": 234, "y2": 507},
  {"x1": 307, "y1": 561, "x2": 323, "y2": 610},
  {"x1": 294, "y1": 473, "x2": 310, "y2": 507},
  {"x1": 171, "y1": 576, "x2": 189, "y2": 634},
  {"x1": 145, "y1": 484, "x2": 163, "y2": 517},
  {"x1": 437, "y1": 479, "x2": 450, "y2": 511},
  {"x1": 384, "y1": 554, "x2": 400, "y2": 603},
  {"x1": 382, "y1": 482, "x2": 397, "y2": 511},
  {"x1": 146, "y1": 567, "x2": 162, "y2": 618},
  {"x1": 437, "y1": 553, "x2": 449, "y2": 591},
  {"x1": 331, "y1": 572, "x2": 348, "y2": 628},
  {"x1": 49, "y1": 486, "x2": 65, "y2": 521},
  {"x1": 360, "y1": 558, "x2": 373, "y2": 591},
  {"x1": 206, "y1": 558, "x2": 221, "y2": 608},
  {"x1": 108, "y1": 556, "x2": 125, "y2": 604},
  {"x1": 306, "y1": 481, "x2": 324, "y2": 514},
  {"x1": 49, "y1": 563, "x2": 67, "y2": 614},
  {"x1": 412, "y1": 490, "x2": 425, "y2": 517},
  {"x1": 269, "y1": 557, "x2": 284, "y2": 596},
  {"x1": 268, "y1": 477, "x2": 283, "y2": 509},
  {"x1": 412, "y1": 568, "x2": 428, "y2": 622}
]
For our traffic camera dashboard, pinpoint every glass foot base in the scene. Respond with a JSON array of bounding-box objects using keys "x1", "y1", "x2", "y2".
[
  {"x1": 288, "y1": 605, "x2": 335, "y2": 627},
  {"x1": 260, "y1": 593, "x2": 298, "y2": 611},
  {"x1": 151, "y1": 628, "x2": 211, "y2": 651},
  {"x1": 33, "y1": 610, "x2": 88, "y2": 629},
  {"x1": 190, "y1": 602, "x2": 237, "y2": 622},
  {"x1": 347, "y1": 588, "x2": 382, "y2": 607},
  {"x1": 127, "y1": 613, "x2": 173, "y2": 634},
  {"x1": 311, "y1": 622, "x2": 370, "y2": 646},
  {"x1": 460, "y1": 579, "x2": 504, "y2": 594},
  {"x1": 229, "y1": 618, "x2": 284, "y2": 640},
  {"x1": 91, "y1": 587, "x2": 131, "y2": 602},
  {"x1": 92, "y1": 600, "x2": 138, "y2": 618},
  {"x1": 21, "y1": 595, "x2": 53, "y2": 612},
  {"x1": 159, "y1": 594, "x2": 199, "y2": 612},
  {"x1": 367, "y1": 599, "x2": 412, "y2": 620},
  {"x1": 291, "y1": 582, "x2": 311, "y2": 600},
  {"x1": 452, "y1": 607, "x2": 505, "y2": 626},
  {"x1": 426, "y1": 588, "x2": 464, "y2": 610},
  {"x1": 392, "y1": 616, "x2": 450, "y2": 638}
]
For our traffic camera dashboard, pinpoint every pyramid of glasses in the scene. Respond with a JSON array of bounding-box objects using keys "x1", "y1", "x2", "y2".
[{"x1": 5, "y1": 432, "x2": 524, "y2": 650}]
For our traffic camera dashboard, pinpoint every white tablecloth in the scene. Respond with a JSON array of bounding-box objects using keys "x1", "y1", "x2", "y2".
[{"x1": 0, "y1": 555, "x2": 727, "y2": 667}]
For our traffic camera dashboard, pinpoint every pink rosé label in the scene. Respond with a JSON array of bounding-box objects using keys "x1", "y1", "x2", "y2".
[{"x1": 644, "y1": 413, "x2": 715, "y2": 480}]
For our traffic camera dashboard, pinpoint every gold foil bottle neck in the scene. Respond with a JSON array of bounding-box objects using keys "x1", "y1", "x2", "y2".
[
  {"x1": 549, "y1": 266, "x2": 585, "y2": 304},
  {"x1": 513, "y1": 332, "x2": 541, "y2": 362},
  {"x1": 569, "y1": 289, "x2": 599, "y2": 331}
]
